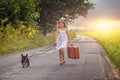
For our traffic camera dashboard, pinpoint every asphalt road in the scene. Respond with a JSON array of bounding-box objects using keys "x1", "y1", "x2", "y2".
[{"x1": 0, "y1": 36, "x2": 116, "y2": 80}]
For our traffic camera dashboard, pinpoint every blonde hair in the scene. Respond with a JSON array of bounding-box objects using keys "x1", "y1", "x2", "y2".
[{"x1": 57, "y1": 20, "x2": 67, "y2": 29}]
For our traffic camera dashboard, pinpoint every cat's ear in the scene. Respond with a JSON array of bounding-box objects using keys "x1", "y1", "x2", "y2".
[
  {"x1": 26, "y1": 54, "x2": 28, "y2": 57},
  {"x1": 21, "y1": 54, "x2": 23, "y2": 57}
]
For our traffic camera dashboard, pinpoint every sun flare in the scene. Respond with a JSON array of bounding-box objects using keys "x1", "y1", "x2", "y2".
[{"x1": 89, "y1": 19, "x2": 120, "y2": 32}]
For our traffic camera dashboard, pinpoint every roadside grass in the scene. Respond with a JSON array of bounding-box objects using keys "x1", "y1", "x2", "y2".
[
  {"x1": 76, "y1": 29, "x2": 120, "y2": 69},
  {"x1": 0, "y1": 33, "x2": 54, "y2": 56},
  {"x1": 0, "y1": 24, "x2": 76, "y2": 56}
]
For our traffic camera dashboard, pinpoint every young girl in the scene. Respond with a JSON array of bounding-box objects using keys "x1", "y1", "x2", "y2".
[{"x1": 55, "y1": 20, "x2": 72, "y2": 65}]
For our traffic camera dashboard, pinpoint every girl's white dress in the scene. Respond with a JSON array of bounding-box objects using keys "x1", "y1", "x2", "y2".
[{"x1": 56, "y1": 29, "x2": 68, "y2": 50}]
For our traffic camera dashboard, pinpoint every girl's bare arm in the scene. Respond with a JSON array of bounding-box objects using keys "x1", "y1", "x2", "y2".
[{"x1": 66, "y1": 28, "x2": 72, "y2": 43}]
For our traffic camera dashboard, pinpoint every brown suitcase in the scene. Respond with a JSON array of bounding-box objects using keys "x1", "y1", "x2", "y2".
[{"x1": 67, "y1": 45, "x2": 80, "y2": 59}]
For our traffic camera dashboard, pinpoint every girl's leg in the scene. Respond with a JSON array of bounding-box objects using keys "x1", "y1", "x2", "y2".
[
  {"x1": 61, "y1": 48, "x2": 65, "y2": 63},
  {"x1": 59, "y1": 49, "x2": 63, "y2": 64}
]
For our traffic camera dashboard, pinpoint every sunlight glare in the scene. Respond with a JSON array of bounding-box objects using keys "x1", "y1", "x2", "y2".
[{"x1": 90, "y1": 19, "x2": 120, "y2": 32}]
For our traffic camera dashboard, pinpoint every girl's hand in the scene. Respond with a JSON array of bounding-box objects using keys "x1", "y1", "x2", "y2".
[
  {"x1": 69, "y1": 40, "x2": 72, "y2": 45},
  {"x1": 54, "y1": 42, "x2": 57, "y2": 46},
  {"x1": 54, "y1": 43, "x2": 56, "y2": 46}
]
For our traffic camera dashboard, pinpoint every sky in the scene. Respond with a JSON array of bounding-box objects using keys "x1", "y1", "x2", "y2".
[{"x1": 68, "y1": 0, "x2": 120, "y2": 27}]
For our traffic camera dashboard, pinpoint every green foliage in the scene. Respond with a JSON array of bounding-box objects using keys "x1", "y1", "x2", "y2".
[
  {"x1": 0, "y1": 24, "x2": 52, "y2": 55},
  {"x1": 76, "y1": 29, "x2": 120, "y2": 69},
  {"x1": 0, "y1": 0, "x2": 94, "y2": 35},
  {"x1": 38, "y1": 0, "x2": 94, "y2": 34},
  {"x1": 0, "y1": 24, "x2": 76, "y2": 56},
  {"x1": 69, "y1": 32, "x2": 76, "y2": 39},
  {"x1": 0, "y1": 0, "x2": 40, "y2": 27}
]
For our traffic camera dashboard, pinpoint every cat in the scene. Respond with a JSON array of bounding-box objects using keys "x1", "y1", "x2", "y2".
[{"x1": 21, "y1": 54, "x2": 30, "y2": 68}]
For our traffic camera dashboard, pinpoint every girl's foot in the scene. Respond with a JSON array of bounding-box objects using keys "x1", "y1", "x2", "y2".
[
  {"x1": 63, "y1": 60, "x2": 65, "y2": 63},
  {"x1": 60, "y1": 62, "x2": 63, "y2": 65},
  {"x1": 60, "y1": 60, "x2": 64, "y2": 65},
  {"x1": 63, "y1": 61, "x2": 65, "y2": 63}
]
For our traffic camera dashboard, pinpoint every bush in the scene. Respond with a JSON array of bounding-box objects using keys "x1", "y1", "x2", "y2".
[
  {"x1": 69, "y1": 32, "x2": 76, "y2": 39},
  {"x1": 0, "y1": 24, "x2": 54, "y2": 55},
  {"x1": 0, "y1": 24, "x2": 76, "y2": 56}
]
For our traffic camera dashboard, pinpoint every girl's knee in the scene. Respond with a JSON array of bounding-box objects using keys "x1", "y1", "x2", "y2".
[
  {"x1": 59, "y1": 48, "x2": 64, "y2": 54},
  {"x1": 60, "y1": 48, "x2": 64, "y2": 51}
]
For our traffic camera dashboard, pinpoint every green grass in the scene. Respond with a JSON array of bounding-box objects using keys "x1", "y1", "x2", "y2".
[
  {"x1": 76, "y1": 29, "x2": 120, "y2": 69},
  {"x1": 0, "y1": 33, "x2": 54, "y2": 56},
  {"x1": 0, "y1": 29, "x2": 76, "y2": 56}
]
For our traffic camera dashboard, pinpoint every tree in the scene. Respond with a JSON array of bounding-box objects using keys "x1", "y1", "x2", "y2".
[
  {"x1": 0, "y1": 0, "x2": 40, "y2": 28},
  {"x1": 38, "y1": 0, "x2": 94, "y2": 35}
]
